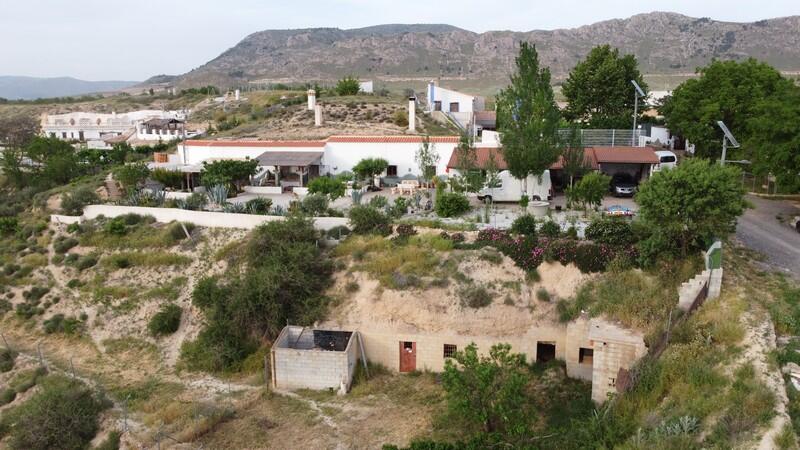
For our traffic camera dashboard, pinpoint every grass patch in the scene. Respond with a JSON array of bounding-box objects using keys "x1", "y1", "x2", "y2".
[
  {"x1": 102, "y1": 251, "x2": 192, "y2": 269},
  {"x1": 103, "y1": 337, "x2": 159, "y2": 360}
]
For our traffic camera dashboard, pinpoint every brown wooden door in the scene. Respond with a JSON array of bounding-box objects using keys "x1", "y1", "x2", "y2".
[{"x1": 399, "y1": 341, "x2": 416, "y2": 372}]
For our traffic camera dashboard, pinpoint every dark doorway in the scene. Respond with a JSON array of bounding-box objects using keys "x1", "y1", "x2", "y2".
[
  {"x1": 536, "y1": 342, "x2": 556, "y2": 363},
  {"x1": 399, "y1": 341, "x2": 416, "y2": 372},
  {"x1": 78, "y1": 131, "x2": 84, "y2": 141},
  {"x1": 579, "y1": 347, "x2": 594, "y2": 365}
]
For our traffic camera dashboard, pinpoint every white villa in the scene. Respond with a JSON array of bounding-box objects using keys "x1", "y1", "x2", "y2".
[{"x1": 41, "y1": 110, "x2": 200, "y2": 149}]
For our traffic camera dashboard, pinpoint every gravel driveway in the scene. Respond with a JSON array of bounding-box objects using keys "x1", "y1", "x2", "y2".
[{"x1": 735, "y1": 195, "x2": 800, "y2": 280}]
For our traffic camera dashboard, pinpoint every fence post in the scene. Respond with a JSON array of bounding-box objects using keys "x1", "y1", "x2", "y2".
[{"x1": 1, "y1": 332, "x2": 10, "y2": 351}]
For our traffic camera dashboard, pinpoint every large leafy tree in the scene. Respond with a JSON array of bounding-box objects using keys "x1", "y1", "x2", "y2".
[
  {"x1": 746, "y1": 83, "x2": 800, "y2": 192},
  {"x1": 562, "y1": 45, "x2": 648, "y2": 129},
  {"x1": 352, "y1": 157, "x2": 388, "y2": 184},
  {"x1": 497, "y1": 42, "x2": 563, "y2": 185},
  {"x1": 200, "y1": 158, "x2": 259, "y2": 192},
  {"x1": 661, "y1": 58, "x2": 793, "y2": 160},
  {"x1": 442, "y1": 343, "x2": 530, "y2": 443},
  {"x1": 636, "y1": 159, "x2": 746, "y2": 257}
]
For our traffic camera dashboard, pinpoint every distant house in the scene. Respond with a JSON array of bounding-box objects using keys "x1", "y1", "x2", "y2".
[
  {"x1": 358, "y1": 80, "x2": 374, "y2": 94},
  {"x1": 425, "y1": 81, "x2": 485, "y2": 114}
]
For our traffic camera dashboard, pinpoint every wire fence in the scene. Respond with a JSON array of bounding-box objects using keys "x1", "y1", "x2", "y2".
[{"x1": 741, "y1": 172, "x2": 780, "y2": 195}]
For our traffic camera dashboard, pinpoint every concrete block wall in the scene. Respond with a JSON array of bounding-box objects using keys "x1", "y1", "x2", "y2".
[
  {"x1": 272, "y1": 326, "x2": 360, "y2": 391},
  {"x1": 708, "y1": 268, "x2": 723, "y2": 300},
  {"x1": 677, "y1": 270, "x2": 710, "y2": 311},
  {"x1": 588, "y1": 319, "x2": 647, "y2": 403}
]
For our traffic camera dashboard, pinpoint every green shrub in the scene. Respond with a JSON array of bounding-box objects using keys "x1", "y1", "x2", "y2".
[
  {"x1": 23, "y1": 286, "x2": 49, "y2": 302},
  {"x1": 2, "y1": 375, "x2": 110, "y2": 450},
  {"x1": 299, "y1": 193, "x2": 329, "y2": 216},
  {"x1": 148, "y1": 304, "x2": 182, "y2": 336},
  {"x1": 245, "y1": 197, "x2": 272, "y2": 215},
  {"x1": 510, "y1": 215, "x2": 538, "y2": 236},
  {"x1": 0, "y1": 348, "x2": 17, "y2": 372},
  {"x1": 585, "y1": 218, "x2": 635, "y2": 247},
  {"x1": 0, "y1": 388, "x2": 15, "y2": 406},
  {"x1": 0, "y1": 217, "x2": 19, "y2": 235},
  {"x1": 103, "y1": 218, "x2": 127, "y2": 235},
  {"x1": 392, "y1": 110, "x2": 409, "y2": 127},
  {"x1": 308, "y1": 177, "x2": 345, "y2": 200},
  {"x1": 368, "y1": 195, "x2": 388, "y2": 209},
  {"x1": 43, "y1": 314, "x2": 84, "y2": 335},
  {"x1": 574, "y1": 243, "x2": 611, "y2": 273},
  {"x1": 435, "y1": 192, "x2": 470, "y2": 218},
  {"x1": 53, "y1": 236, "x2": 79, "y2": 254},
  {"x1": 61, "y1": 186, "x2": 99, "y2": 215},
  {"x1": 75, "y1": 254, "x2": 98, "y2": 271},
  {"x1": 459, "y1": 284, "x2": 493, "y2": 308},
  {"x1": 536, "y1": 287, "x2": 551, "y2": 302},
  {"x1": 349, "y1": 205, "x2": 392, "y2": 235},
  {"x1": 539, "y1": 220, "x2": 561, "y2": 238}
]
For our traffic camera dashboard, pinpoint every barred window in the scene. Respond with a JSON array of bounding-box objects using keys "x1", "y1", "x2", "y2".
[{"x1": 443, "y1": 344, "x2": 457, "y2": 359}]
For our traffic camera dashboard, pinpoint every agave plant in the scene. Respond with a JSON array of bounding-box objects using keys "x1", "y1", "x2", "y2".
[
  {"x1": 223, "y1": 202, "x2": 246, "y2": 214},
  {"x1": 175, "y1": 199, "x2": 190, "y2": 210},
  {"x1": 271, "y1": 205, "x2": 285, "y2": 216},
  {"x1": 351, "y1": 189, "x2": 363, "y2": 206},
  {"x1": 412, "y1": 191, "x2": 422, "y2": 209},
  {"x1": 207, "y1": 184, "x2": 229, "y2": 208},
  {"x1": 151, "y1": 189, "x2": 166, "y2": 206},
  {"x1": 126, "y1": 189, "x2": 142, "y2": 206}
]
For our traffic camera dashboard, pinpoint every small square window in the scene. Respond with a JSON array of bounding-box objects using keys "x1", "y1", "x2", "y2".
[
  {"x1": 403, "y1": 341, "x2": 413, "y2": 350},
  {"x1": 608, "y1": 377, "x2": 616, "y2": 387},
  {"x1": 443, "y1": 344, "x2": 457, "y2": 358},
  {"x1": 387, "y1": 165, "x2": 398, "y2": 176}
]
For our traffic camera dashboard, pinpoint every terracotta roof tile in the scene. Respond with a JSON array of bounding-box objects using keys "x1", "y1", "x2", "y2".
[
  {"x1": 591, "y1": 146, "x2": 659, "y2": 164},
  {"x1": 185, "y1": 139, "x2": 325, "y2": 148}
]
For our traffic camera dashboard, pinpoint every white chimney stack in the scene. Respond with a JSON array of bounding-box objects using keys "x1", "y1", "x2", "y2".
[
  {"x1": 314, "y1": 105, "x2": 323, "y2": 127},
  {"x1": 308, "y1": 89, "x2": 316, "y2": 111},
  {"x1": 408, "y1": 97, "x2": 416, "y2": 132},
  {"x1": 234, "y1": 89, "x2": 240, "y2": 101}
]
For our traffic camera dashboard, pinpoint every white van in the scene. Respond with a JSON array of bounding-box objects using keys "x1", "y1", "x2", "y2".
[
  {"x1": 477, "y1": 170, "x2": 552, "y2": 203},
  {"x1": 652, "y1": 150, "x2": 678, "y2": 173}
]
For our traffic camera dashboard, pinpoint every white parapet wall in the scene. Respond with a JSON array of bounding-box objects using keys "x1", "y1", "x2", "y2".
[
  {"x1": 243, "y1": 186, "x2": 282, "y2": 195},
  {"x1": 51, "y1": 205, "x2": 348, "y2": 231}
]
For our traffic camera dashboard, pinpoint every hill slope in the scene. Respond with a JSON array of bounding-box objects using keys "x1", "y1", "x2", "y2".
[
  {"x1": 175, "y1": 12, "x2": 800, "y2": 88},
  {"x1": 0, "y1": 76, "x2": 138, "y2": 100}
]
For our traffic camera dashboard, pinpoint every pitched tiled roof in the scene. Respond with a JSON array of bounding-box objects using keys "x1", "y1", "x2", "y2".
[
  {"x1": 185, "y1": 139, "x2": 326, "y2": 148},
  {"x1": 326, "y1": 135, "x2": 459, "y2": 143},
  {"x1": 446, "y1": 146, "x2": 657, "y2": 170},
  {"x1": 592, "y1": 146, "x2": 659, "y2": 164}
]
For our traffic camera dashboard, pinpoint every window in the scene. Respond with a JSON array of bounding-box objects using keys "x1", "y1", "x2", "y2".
[
  {"x1": 443, "y1": 344, "x2": 457, "y2": 358},
  {"x1": 449, "y1": 102, "x2": 460, "y2": 113},
  {"x1": 608, "y1": 377, "x2": 616, "y2": 388},
  {"x1": 403, "y1": 341, "x2": 413, "y2": 351},
  {"x1": 62, "y1": 132, "x2": 67, "y2": 138},
  {"x1": 434, "y1": 101, "x2": 442, "y2": 111},
  {"x1": 386, "y1": 165, "x2": 398, "y2": 176},
  {"x1": 660, "y1": 155, "x2": 676, "y2": 163},
  {"x1": 579, "y1": 348, "x2": 593, "y2": 365}
]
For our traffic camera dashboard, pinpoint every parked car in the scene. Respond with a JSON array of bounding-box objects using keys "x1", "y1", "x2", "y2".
[
  {"x1": 652, "y1": 150, "x2": 678, "y2": 173},
  {"x1": 477, "y1": 170, "x2": 553, "y2": 203},
  {"x1": 610, "y1": 173, "x2": 637, "y2": 197}
]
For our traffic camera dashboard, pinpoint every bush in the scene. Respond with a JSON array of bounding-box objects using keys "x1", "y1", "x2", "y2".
[
  {"x1": 459, "y1": 284, "x2": 493, "y2": 308},
  {"x1": 2, "y1": 375, "x2": 110, "y2": 450},
  {"x1": 395, "y1": 224, "x2": 417, "y2": 238},
  {"x1": 53, "y1": 236, "x2": 78, "y2": 254},
  {"x1": 392, "y1": 110, "x2": 409, "y2": 127},
  {"x1": 23, "y1": 286, "x2": 50, "y2": 302},
  {"x1": 0, "y1": 348, "x2": 17, "y2": 372},
  {"x1": 43, "y1": 314, "x2": 84, "y2": 335},
  {"x1": 299, "y1": 193, "x2": 329, "y2": 216},
  {"x1": 308, "y1": 177, "x2": 345, "y2": 200},
  {"x1": 536, "y1": 288, "x2": 551, "y2": 302},
  {"x1": 148, "y1": 304, "x2": 182, "y2": 336},
  {"x1": 103, "y1": 217, "x2": 127, "y2": 235},
  {"x1": 165, "y1": 221, "x2": 194, "y2": 244},
  {"x1": 0, "y1": 388, "x2": 15, "y2": 406},
  {"x1": 326, "y1": 225, "x2": 351, "y2": 240},
  {"x1": 539, "y1": 220, "x2": 561, "y2": 238},
  {"x1": 510, "y1": 215, "x2": 537, "y2": 236},
  {"x1": 368, "y1": 195, "x2": 388, "y2": 209},
  {"x1": 245, "y1": 197, "x2": 272, "y2": 215},
  {"x1": 349, "y1": 205, "x2": 392, "y2": 235},
  {"x1": 0, "y1": 217, "x2": 18, "y2": 235},
  {"x1": 435, "y1": 192, "x2": 470, "y2": 218},
  {"x1": 574, "y1": 243, "x2": 612, "y2": 273},
  {"x1": 61, "y1": 186, "x2": 99, "y2": 215},
  {"x1": 74, "y1": 255, "x2": 98, "y2": 271},
  {"x1": 585, "y1": 218, "x2": 635, "y2": 247},
  {"x1": 335, "y1": 76, "x2": 360, "y2": 96},
  {"x1": 544, "y1": 239, "x2": 579, "y2": 266}
]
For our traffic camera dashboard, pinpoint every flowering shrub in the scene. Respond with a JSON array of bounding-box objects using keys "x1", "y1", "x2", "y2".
[
  {"x1": 395, "y1": 224, "x2": 417, "y2": 238},
  {"x1": 544, "y1": 239, "x2": 578, "y2": 266},
  {"x1": 574, "y1": 243, "x2": 613, "y2": 273}
]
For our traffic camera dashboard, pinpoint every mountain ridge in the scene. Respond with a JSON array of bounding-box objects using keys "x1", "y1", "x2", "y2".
[
  {"x1": 170, "y1": 12, "x2": 800, "y2": 89},
  {"x1": 0, "y1": 76, "x2": 139, "y2": 100}
]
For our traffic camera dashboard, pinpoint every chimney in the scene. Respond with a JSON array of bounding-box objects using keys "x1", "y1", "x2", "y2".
[
  {"x1": 408, "y1": 97, "x2": 416, "y2": 132},
  {"x1": 314, "y1": 105, "x2": 323, "y2": 127},
  {"x1": 307, "y1": 89, "x2": 316, "y2": 111},
  {"x1": 234, "y1": 89, "x2": 240, "y2": 101}
]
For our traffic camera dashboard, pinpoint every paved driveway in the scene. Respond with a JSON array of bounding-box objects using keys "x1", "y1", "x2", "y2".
[{"x1": 735, "y1": 195, "x2": 800, "y2": 280}]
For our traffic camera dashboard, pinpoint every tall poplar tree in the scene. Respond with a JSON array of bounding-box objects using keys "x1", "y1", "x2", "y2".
[{"x1": 496, "y1": 42, "x2": 563, "y2": 187}]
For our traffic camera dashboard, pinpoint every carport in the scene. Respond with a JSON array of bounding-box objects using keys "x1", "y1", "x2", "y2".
[
  {"x1": 591, "y1": 147, "x2": 659, "y2": 183},
  {"x1": 255, "y1": 151, "x2": 324, "y2": 189}
]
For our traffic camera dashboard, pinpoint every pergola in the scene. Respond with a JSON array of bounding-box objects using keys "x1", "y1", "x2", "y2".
[{"x1": 255, "y1": 151, "x2": 324, "y2": 188}]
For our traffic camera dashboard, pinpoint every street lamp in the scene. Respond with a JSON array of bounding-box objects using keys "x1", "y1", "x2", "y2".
[
  {"x1": 716, "y1": 121, "x2": 740, "y2": 166},
  {"x1": 631, "y1": 80, "x2": 645, "y2": 146}
]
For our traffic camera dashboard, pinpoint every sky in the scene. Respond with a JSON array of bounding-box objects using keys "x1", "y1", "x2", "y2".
[{"x1": 2, "y1": 0, "x2": 800, "y2": 81}]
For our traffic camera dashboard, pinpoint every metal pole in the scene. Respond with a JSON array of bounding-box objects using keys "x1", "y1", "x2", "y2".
[
  {"x1": 631, "y1": 91, "x2": 639, "y2": 147},
  {"x1": 720, "y1": 138, "x2": 727, "y2": 166}
]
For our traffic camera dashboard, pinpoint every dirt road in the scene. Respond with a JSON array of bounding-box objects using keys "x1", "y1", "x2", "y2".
[{"x1": 735, "y1": 195, "x2": 800, "y2": 280}]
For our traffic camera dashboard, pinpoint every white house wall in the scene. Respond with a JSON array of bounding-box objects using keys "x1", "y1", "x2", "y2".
[{"x1": 426, "y1": 84, "x2": 482, "y2": 114}]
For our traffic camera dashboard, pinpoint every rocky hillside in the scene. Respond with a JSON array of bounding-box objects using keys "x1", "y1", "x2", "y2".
[{"x1": 174, "y1": 12, "x2": 800, "y2": 88}]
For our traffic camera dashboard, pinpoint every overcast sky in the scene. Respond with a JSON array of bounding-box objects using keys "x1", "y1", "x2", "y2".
[{"x1": 2, "y1": 0, "x2": 800, "y2": 81}]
